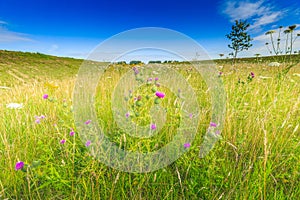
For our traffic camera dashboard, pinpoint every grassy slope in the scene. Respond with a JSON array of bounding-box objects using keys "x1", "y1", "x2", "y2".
[
  {"x1": 0, "y1": 50, "x2": 300, "y2": 199},
  {"x1": 0, "y1": 50, "x2": 83, "y2": 87}
]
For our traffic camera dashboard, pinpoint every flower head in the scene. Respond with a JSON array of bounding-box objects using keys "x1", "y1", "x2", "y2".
[
  {"x1": 184, "y1": 143, "x2": 191, "y2": 149},
  {"x1": 210, "y1": 122, "x2": 217, "y2": 127},
  {"x1": 60, "y1": 139, "x2": 66, "y2": 144},
  {"x1": 85, "y1": 120, "x2": 91, "y2": 125},
  {"x1": 35, "y1": 115, "x2": 46, "y2": 124},
  {"x1": 6, "y1": 103, "x2": 23, "y2": 109},
  {"x1": 155, "y1": 91, "x2": 165, "y2": 99},
  {"x1": 250, "y1": 72, "x2": 255, "y2": 78},
  {"x1": 125, "y1": 112, "x2": 130, "y2": 118},
  {"x1": 15, "y1": 161, "x2": 24, "y2": 170},
  {"x1": 70, "y1": 131, "x2": 75, "y2": 136},
  {"x1": 151, "y1": 123, "x2": 157, "y2": 130},
  {"x1": 85, "y1": 140, "x2": 91, "y2": 147},
  {"x1": 43, "y1": 94, "x2": 49, "y2": 99},
  {"x1": 133, "y1": 67, "x2": 139, "y2": 74},
  {"x1": 155, "y1": 77, "x2": 159, "y2": 81}
]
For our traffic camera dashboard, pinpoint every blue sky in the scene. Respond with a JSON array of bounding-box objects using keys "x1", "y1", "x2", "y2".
[{"x1": 0, "y1": 0, "x2": 300, "y2": 61}]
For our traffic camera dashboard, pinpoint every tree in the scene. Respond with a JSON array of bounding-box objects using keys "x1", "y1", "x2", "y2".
[
  {"x1": 129, "y1": 60, "x2": 142, "y2": 65},
  {"x1": 148, "y1": 60, "x2": 162, "y2": 64},
  {"x1": 226, "y1": 19, "x2": 252, "y2": 64}
]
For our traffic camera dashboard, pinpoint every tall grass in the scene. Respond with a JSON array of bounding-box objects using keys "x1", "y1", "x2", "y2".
[{"x1": 0, "y1": 51, "x2": 299, "y2": 199}]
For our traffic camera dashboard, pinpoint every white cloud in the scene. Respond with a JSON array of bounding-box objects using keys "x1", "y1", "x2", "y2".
[
  {"x1": 0, "y1": 20, "x2": 7, "y2": 25},
  {"x1": 0, "y1": 27, "x2": 32, "y2": 42},
  {"x1": 223, "y1": 0, "x2": 266, "y2": 21},
  {"x1": 222, "y1": 0, "x2": 285, "y2": 30},
  {"x1": 254, "y1": 25, "x2": 300, "y2": 41},
  {"x1": 250, "y1": 11, "x2": 283, "y2": 30}
]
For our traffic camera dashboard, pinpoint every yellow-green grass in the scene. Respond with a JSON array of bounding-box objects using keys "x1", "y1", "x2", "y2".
[{"x1": 0, "y1": 50, "x2": 300, "y2": 199}]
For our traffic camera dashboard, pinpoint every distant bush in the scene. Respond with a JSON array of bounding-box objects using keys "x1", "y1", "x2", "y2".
[
  {"x1": 116, "y1": 61, "x2": 127, "y2": 65},
  {"x1": 148, "y1": 60, "x2": 162, "y2": 64},
  {"x1": 129, "y1": 60, "x2": 143, "y2": 65}
]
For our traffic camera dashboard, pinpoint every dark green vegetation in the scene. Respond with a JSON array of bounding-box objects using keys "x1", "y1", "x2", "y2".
[{"x1": 226, "y1": 19, "x2": 253, "y2": 61}]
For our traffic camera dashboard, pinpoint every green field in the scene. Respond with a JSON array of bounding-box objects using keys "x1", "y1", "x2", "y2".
[{"x1": 0, "y1": 50, "x2": 300, "y2": 199}]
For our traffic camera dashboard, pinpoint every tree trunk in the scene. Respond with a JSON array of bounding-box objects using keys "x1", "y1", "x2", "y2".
[{"x1": 233, "y1": 49, "x2": 238, "y2": 66}]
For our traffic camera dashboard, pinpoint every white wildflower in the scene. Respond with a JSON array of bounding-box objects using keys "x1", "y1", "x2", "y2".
[
  {"x1": 6, "y1": 103, "x2": 23, "y2": 109},
  {"x1": 268, "y1": 62, "x2": 280, "y2": 67}
]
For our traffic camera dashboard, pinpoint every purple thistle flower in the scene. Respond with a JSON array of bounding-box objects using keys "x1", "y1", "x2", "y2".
[
  {"x1": 15, "y1": 161, "x2": 24, "y2": 170},
  {"x1": 189, "y1": 113, "x2": 193, "y2": 119},
  {"x1": 125, "y1": 112, "x2": 130, "y2": 118},
  {"x1": 132, "y1": 67, "x2": 139, "y2": 74},
  {"x1": 148, "y1": 78, "x2": 153, "y2": 81},
  {"x1": 35, "y1": 115, "x2": 46, "y2": 124},
  {"x1": 150, "y1": 123, "x2": 157, "y2": 130},
  {"x1": 43, "y1": 94, "x2": 49, "y2": 99},
  {"x1": 250, "y1": 72, "x2": 255, "y2": 78},
  {"x1": 60, "y1": 139, "x2": 66, "y2": 144},
  {"x1": 215, "y1": 130, "x2": 221, "y2": 135},
  {"x1": 85, "y1": 140, "x2": 91, "y2": 147},
  {"x1": 70, "y1": 131, "x2": 75, "y2": 136},
  {"x1": 210, "y1": 122, "x2": 217, "y2": 127},
  {"x1": 85, "y1": 120, "x2": 91, "y2": 125},
  {"x1": 184, "y1": 143, "x2": 191, "y2": 149},
  {"x1": 155, "y1": 91, "x2": 165, "y2": 99},
  {"x1": 155, "y1": 77, "x2": 159, "y2": 81}
]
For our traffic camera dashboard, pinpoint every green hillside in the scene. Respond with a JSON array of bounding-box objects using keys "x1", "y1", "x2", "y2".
[{"x1": 0, "y1": 50, "x2": 83, "y2": 86}]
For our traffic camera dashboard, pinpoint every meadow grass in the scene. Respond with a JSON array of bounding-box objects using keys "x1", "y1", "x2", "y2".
[{"x1": 0, "y1": 51, "x2": 300, "y2": 199}]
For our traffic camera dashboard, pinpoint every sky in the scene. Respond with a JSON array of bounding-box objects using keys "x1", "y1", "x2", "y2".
[{"x1": 0, "y1": 0, "x2": 300, "y2": 61}]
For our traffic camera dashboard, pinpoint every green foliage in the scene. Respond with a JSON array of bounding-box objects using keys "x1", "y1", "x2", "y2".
[
  {"x1": 148, "y1": 60, "x2": 162, "y2": 64},
  {"x1": 226, "y1": 20, "x2": 253, "y2": 62},
  {"x1": 129, "y1": 60, "x2": 143, "y2": 65}
]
